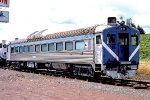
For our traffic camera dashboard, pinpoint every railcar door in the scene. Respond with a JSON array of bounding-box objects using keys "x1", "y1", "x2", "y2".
[
  {"x1": 118, "y1": 33, "x2": 129, "y2": 61},
  {"x1": 95, "y1": 34, "x2": 102, "y2": 64}
]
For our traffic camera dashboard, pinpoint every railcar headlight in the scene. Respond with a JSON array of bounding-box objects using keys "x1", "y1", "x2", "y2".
[
  {"x1": 130, "y1": 65, "x2": 137, "y2": 70},
  {"x1": 121, "y1": 27, "x2": 126, "y2": 31}
]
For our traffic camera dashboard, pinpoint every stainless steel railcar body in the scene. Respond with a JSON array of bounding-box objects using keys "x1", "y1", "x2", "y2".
[
  {"x1": 6, "y1": 17, "x2": 140, "y2": 79},
  {"x1": 7, "y1": 34, "x2": 96, "y2": 64},
  {"x1": 7, "y1": 25, "x2": 102, "y2": 77}
]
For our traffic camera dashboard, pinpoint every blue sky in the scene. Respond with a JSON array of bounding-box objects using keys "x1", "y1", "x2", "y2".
[{"x1": 0, "y1": 0, "x2": 150, "y2": 42}]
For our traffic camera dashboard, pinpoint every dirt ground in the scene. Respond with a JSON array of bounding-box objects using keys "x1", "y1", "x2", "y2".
[
  {"x1": 138, "y1": 61, "x2": 150, "y2": 74},
  {"x1": 0, "y1": 69, "x2": 143, "y2": 100},
  {"x1": 131, "y1": 61, "x2": 150, "y2": 81}
]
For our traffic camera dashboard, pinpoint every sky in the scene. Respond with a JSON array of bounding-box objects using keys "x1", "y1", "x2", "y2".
[{"x1": 0, "y1": 0, "x2": 150, "y2": 43}]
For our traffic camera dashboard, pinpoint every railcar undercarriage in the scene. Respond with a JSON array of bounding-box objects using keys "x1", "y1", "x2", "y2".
[{"x1": 7, "y1": 61, "x2": 96, "y2": 77}]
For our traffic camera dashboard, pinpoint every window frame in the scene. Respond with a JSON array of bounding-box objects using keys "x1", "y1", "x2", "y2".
[
  {"x1": 41, "y1": 44, "x2": 48, "y2": 52},
  {"x1": 131, "y1": 35, "x2": 138, "y2": 46},
  {"x1": 15, "y1": 47, "x2": 19, "y2": 53},
  {"x1": 24, "y1": 46, "x2": 29, "y2": 53},
  {"x1": 96, "y1": 35, "x2": 101, "y2": 44},
  {"x1": 75, "y1": 40, "x2": 85, "y2": 50},
  {"x1": 56, "y1": 42, "x2": 63, "y2": 51},
  {"x1": 107, "y1": 34, "x2": 116, "y2": 45},
  {"x1": 48, "y1": 43, "x2": 55, "y2": 51},
  {"x1": 19, "y1": 46, "x2": 24, "y2": 53},
  {"x1": 118, "y1": 34, "x2": 128, "y2": 46},
  {"x1": 11, "y1": 47, "x2": 14, "y2": 53},
  {"x1": 65, "y1": 41, "x2": 73, "y2": 51},
  {"x1": 28, "y1": 45, "x2": 34, "y2": 52},
  {"x1": 35, "y1": 44, "x2": 40, "y2": 52}
]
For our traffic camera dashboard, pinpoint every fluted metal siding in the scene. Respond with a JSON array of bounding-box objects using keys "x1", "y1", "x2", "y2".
[{"x1": 9, "y1": 51, "x2": 94, "y2": 64}]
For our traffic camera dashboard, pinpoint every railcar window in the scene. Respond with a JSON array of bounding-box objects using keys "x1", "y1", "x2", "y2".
[
  {"x1": 75, "y1": 41, "x2": 85, "y2": 50},
  {"x1": 15, "y1": 47, "x2": 19, "y2": 52},
  {"x1": 24, "y1": 46, "x2": 29, "y2": 52},
  {"x1": 0, "y1": 43, "x2": 2, "y2": 48},
  {"x1": 56, "y1": 42, "x2": 63, "y2": 51},
  {"x1": 35, "y1": 45, "x2": 40, "y2": 52},
  {"x1": 107, "y1": 34, "x2": 115, "y2": 44},
  {"x1": 41, "y1": 44, "x2": 47, "y2": 52},
  {"x1": 29, "y1": 45, "x2": 34, "y2": 52},
  {"x1": 131, "y1": 35, "x2": 138, "y2": 45},
  {"x1": 48, "y1": 43, "x2": 55, "y2": 51},
  {"x1": 11, "y1": 47, "x2": 14, "y2": 53},
  {"x1": 19, "y1": 46, "x2": 24, "y2": 53},
  {"x1": 119, "y1": 35, "x2": 128, "y2": 45},
  {"x1": 96, "y1": 35, "x2": 101, "y2": 44},
  {"x1": 65, "y1": 42, "x2": 73, "y2": 51}
]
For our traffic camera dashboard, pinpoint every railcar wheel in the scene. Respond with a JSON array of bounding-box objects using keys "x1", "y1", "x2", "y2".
[
  {"x1": 94, "y1": 72, "x2": 101, "y2": 80},
  {"x1": 73, "y1": 67, "x2": 78, "y2": 76}
]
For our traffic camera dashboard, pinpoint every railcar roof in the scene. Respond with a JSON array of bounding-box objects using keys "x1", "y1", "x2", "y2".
[
  {"x1": 10, "y1": 24, "x2": 110, "y2": 44},
  {"x1": 95, "y1": 25, "x2": 110, "y2": 33}
]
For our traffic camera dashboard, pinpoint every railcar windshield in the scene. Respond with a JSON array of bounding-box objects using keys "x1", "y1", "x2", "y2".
[
  {"x1": 119, "y1": 34, "x2": 128, "y2": 45},
  {"x1": 131, "y1": 35, "x2": 138, "y2": 45},
  {"x1": 107, "y1": 34, "x2": 116, "y2": 44}
]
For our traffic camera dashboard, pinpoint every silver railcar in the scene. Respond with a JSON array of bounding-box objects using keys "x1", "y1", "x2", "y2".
[{"x1": 7, "y1": 17, "x2": 140, "y2": 79}]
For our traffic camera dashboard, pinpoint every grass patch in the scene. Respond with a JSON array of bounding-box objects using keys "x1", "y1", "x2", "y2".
[
  {"x1": 140, "y1": 34, "x2": 150, "y2": 60},
  {"x1": 137, "y1": 34, "x2": 150, "y2": 74}
]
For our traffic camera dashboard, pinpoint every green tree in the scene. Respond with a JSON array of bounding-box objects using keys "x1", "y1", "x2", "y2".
[
  {"x1": 137, "y1": 25, "x2": 145, "y2": 34},
  {"x1": 131, "y1": 23, "x2": 136, "y2": 28}
]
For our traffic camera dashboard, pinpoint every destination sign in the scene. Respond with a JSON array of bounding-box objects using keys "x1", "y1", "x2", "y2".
[
  {"x1": 0, "y1": 11, "x2": 9, "y2": 23},
  {"x1": 0, "y1": 0, "x2": 9, "y2": 7}
]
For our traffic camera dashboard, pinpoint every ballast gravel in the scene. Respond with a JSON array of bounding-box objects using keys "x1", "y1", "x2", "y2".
[{"x1": 0, "y1": 69, "x2": 149, "y2": 100}]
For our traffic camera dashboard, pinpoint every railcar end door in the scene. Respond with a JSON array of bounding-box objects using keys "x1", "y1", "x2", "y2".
[
  {"x1": 95, "y1": 34, "x2": 102, "y2": 64},
  {"x1": 118, "y1": 33, "x2": 129, "y2": 61}
]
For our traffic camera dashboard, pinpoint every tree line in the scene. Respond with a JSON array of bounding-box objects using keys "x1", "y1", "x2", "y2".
[{"x1": 131, "y1": 23, "x2": 145, "y2": 34}]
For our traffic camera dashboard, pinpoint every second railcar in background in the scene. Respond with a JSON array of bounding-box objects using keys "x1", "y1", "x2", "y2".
[
  {"x1": 0, "y1": 40, "x2": 7, "y2": 67},
  {"x1": 6, "y1": 17, "x2": 140, "y2": 79}
]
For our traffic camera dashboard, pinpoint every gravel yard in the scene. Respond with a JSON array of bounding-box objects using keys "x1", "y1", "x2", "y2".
[{"x1": 0, "y1": 69, "x2": 149, "y2": 100}]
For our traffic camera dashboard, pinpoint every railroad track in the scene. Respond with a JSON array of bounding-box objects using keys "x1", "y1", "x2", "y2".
[
  {"x1": 2, "y1": 67, "x2": 150, "y2": 90},
  {"x1": 98, "y1": 77, "x2": 150, "y2": 89}
]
